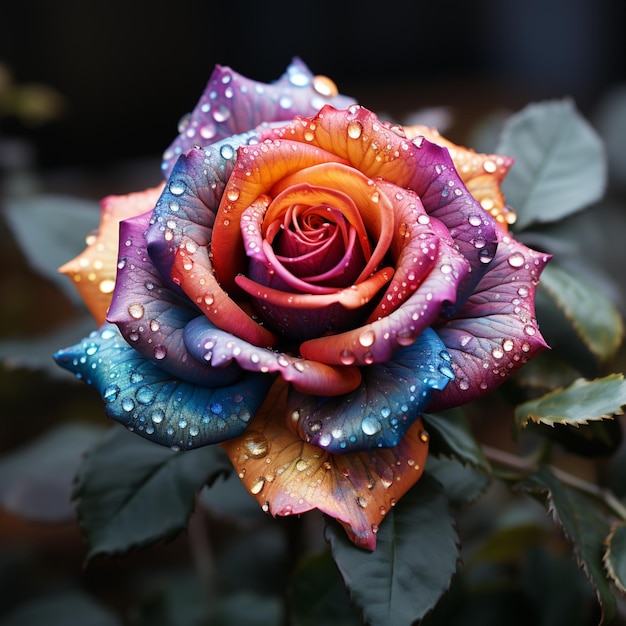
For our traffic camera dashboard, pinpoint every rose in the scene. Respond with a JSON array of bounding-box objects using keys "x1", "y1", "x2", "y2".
[{"x1": 55, "y1": 60, "x2": 549, "y2": 548}]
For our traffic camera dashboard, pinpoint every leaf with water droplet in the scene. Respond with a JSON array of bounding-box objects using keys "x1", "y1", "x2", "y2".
[
  {"x1": 325, "y1": 474, "x2": 459, "y2": 626},
  {"x1": 74, "y1": 424, "x2": 231, "y2": 560},
  {"x1": 497, "y1": 99, "x2": 607, "y2": 229}
]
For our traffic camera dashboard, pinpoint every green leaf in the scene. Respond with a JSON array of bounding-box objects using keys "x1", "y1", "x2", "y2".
[
  {"x1": 425, "y1": 455, "x2": 490, "y2": 506},
  {"x1": 537, "y1": 263, "x2": 624, "y2": 365},
  {"x1": 289, "y1": 550, "x2": 362, "y2": 626},
  {"x1": 2, "y1": 590, "x2": 120, "y2": 626},
  {"x1": 74, "y1": 425, "x2": 230, "y2": 560},
  {"x1": 3, "y1": 194, "x2": 100, "y2": 305},
  {"x1": 603, "y1": 521, "x2": 626, "y2": 594},
  {"x1": 423, "y1": 410, "x2": 491, "y2": 472},
  {"x1": 514, "y1": 374, "x2": 626, "y2": 430},
  {"x1": 0, "y1": 423, "x2": 106, "y2": 522},
  {"x1": 519, "y1": 466, "x2": 616, "y2": 623},
  {"x1": 496, "y1": 99, "x2": 606, "y2": 229},
  {"x1": 325, "y1": 474, "x2": 459, "y2": 626}
]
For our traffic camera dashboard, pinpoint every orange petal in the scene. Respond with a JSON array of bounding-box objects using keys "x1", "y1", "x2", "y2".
[
  {"x1": 211, "y1": 141, "x2": 349, "y2": 292},
  {"x1": 403, "y1": 125, "x2": 516, "y2": 227},
  {"x1": 171, "y1": 237, "x2": 278, "y2": 349},
  {"x1": 59, "y1": 184, "x2": 164, "y2": 324},
  {"x1": 221, "y1": 380, "x2": 430, "y2": 550}
]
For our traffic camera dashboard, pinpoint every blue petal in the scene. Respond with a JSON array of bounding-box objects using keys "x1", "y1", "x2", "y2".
[
  {"x1": 289, "y1": 328, "x2": 454, "y2": 453},
  {"x1": 54, "y1": 324, "x2": 275, "y2": 449}
]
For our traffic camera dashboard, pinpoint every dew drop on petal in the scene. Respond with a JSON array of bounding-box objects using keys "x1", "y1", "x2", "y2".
[
  {"x1": 151, "y1": 409, "x2": 165, "y2": 424},
  {"x1": 128, "y1": 303, "x2": 144, "y2": 320},
  {"x1": 508, "y1": 252, "x2": 525, "y2": 268},
  {"x1": 339, "y1": 349, "x2": 356, "y2": 365},
  {"x1": 359, "y1": 329, "x2": 375, "y2": 347},
  {"x1": 154, "y1": 345, "x2": 167, "y2": 360},
  {"x1": 244, "y1": 432, "x2": 269, "y2": 459},
  {"x1": 362, "y1": 415, "x2": 382, "y2": 435},
  {"x1": 347, "y1": 120, "x2": 363, "y2": 139},
  {"x1": 250, "y1": 477, "x2": 266, "y2": 494},
  {"x1": 312, "y1": 75, "x2": 338, "y2": 97},
  {"x1": 169, "y1": 180, "x2": 185, "y2": 196}
]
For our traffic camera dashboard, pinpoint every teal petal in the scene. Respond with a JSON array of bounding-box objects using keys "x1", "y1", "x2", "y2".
[{"x1": 54, "y1": 324, "x2": 274, "y2": 449}]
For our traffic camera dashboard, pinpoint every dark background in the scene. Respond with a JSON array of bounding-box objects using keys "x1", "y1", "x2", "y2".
[{"x1": 1, "y1": 0, "x2": 624, "y2": 175}]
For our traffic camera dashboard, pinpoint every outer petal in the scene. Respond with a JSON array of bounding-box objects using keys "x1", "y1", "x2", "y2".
[
  {"x1": 300, "y1": 234, "x2": 470, "y2": 366},
  {"x1": 162, "y1": 58, "x2": 355, "y2": 177},
  {"x1": 183, "y1": 316, "x2": 362, "y2": 396},
  {"x1": 59, "y1": 185, "x2": 164, "y2": 324},
  {"x1": 289, "y1": 328, "x2": 453, "y2": 453},
  {"x1": 54, "y1": 324, "x2": 274, "y2": 449},
  {"x1": 403, "y1": 124, "x2": 516, "y2": 228},
  {"x1": 429, "y1": 236, "x2": 551, "y2": 410},
  {"x1": 107, "y1": 212, "x2": 241, "y2": 386},
  {"x1": 221, "y1": 380, "x2": 431, "y2": 550}
]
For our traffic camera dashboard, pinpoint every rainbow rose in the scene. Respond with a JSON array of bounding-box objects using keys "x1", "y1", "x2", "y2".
[{"x1": 55, "y1": 59, "x2": 549, "y2": 549}]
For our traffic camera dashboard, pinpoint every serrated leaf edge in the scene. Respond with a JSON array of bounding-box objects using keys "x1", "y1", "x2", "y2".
[
  {"x1": 603, "y1": 521, "x2": 626, "y2": 595},
  {"x1": 516, "y1": 374, "x2": 626, "y2": 430}
]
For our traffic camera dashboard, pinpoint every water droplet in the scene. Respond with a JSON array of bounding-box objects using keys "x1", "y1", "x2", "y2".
[
  {"x1": 244, "y1": 432, "x2": 269, "y2": 459},
  {"x1": 227, "y1": 187, "x2": 240, "y2": 202},
  {"x1": 154, "y1": 345, "x2": 167, "y2": 360},
  {"x1": 356, "y1": 496, "x2": 368, "y2": 508},
  {"x1": 339, "y1": 349, "x2": 355, "y2": 365},
  {"x1": 220, "y1": 144, "x2": 235, "y2": 160},
  {"x1": 99, "y1": 279, "x2": 115, "y2": 294},
  {"x1": 438, "y1": 364, "x2": 455, "y2": 379},
  {"x1": 483, "y1": 160, "x2": 497, "y2": 173},
  {"x1": 524, "y1": 325, "x2": 536, "y2": 336},
  {"x1": 150, "y1": 319, "x2": 160, "y2": 332},
  {"x1": 169, "y1": 180, "x2": 185, "y2": 196},
  {"x1": 362, "y1": 415, "x2": 382, "y2": 435},
  {"x1": 508, "y1": 252, "x2": 525, "y2": 268},
  {"x1": 419, "y1": 430, "x2": 430, "y2": 443},
  {"x1": 319, "y1": 433, "x2": 332, "y2": 447},
  {"x1": 121, "y1": 397, "x2": 135, "y2": 412},
  {"x1": 503, "y1": 339, "x2": 514, "y2": 352},
  {"x1": 312, "y1": 75, "x2": 338, "y2": 97},
  {"x1": 517, "y1": 286, "x2": 529, "y2": 298},
  {"x1": 492, "y1": 346, "x2": 504, "y2": 359},
  {"x1": 295, "y1": 459, "x2": 308, "y2": 472},
  {"x1": 151, "y1": 409, "x2": 165, "y2": 424},
  {"x1": 212, "y1": 104, "x2": 231, "y2": 122},
  {"x1": 103, "y1": 384, "x2": 120, "y2": 403},
  {"x1": 250, "y1": 477, "x2": 265, "y2": 495},
  {"x1": 136, "y1": 386, "x2": 155, "y2": 405},
  {"x1": 479, "y1": 249, "x2": 494, "y2": 264},
  {"x1": 468, "y1": 214, "x2": 482, "y2": 227},
  {"x1": 347, "y1": 120, "x2": 363, "y2": 139},
  {"x1": 440, "y1": 263, "x2": 453, "y2": 274},
  {"x1": 396, "y1": 330, "x2": 414, "y2": 346},
  {"x1": 459, "y1": 379, "x2": 470, "y2": 391},
  {"x1": 128, "y1": 303, "x2": 144, "y2": 320},
  {"x1": 359, "y1": 329, "x2": 375, "y2": 347},
  {"x1": 189, "y1": 426, "x2": 199, "y2": 437}
]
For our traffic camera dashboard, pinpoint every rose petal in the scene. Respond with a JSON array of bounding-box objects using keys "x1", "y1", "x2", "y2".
[
  {"x1": 403, "y1": 124, "x2": 516, "y2": 227},
  {"x1": 289, "y1": 328, "x2": 453, "y2": 453},
  {"x1": 429, "y1": 236, "x2": 551, "y2": 410},
  {"x1": 162, "y1": 58, "x2": 356, "y2": 177},
  {"x1": 107, "y1": 213, "x2": 241, "y2": 386},
  {"x1": 211, "y1": 141, "x2": 351, "y2": 292},
  {"x1": 183, "y1": 316, "x2": 362, "y2": 396},
  {"x1": 54, "y1": 324, "x2": 273, "y2": 449},
  {"x1": 146, "y1": 133, "x2": 261, "y2": 286},
  {"x1": 59, "y1": 185, "x2": 164, "y2": 324},
  {"x1": 221, "y1": 380, "x2": 430, "y2": 550},
  {"x1": 266, "y1": 105, "x2": 499, "y2": 311},
  {"x1": 172, "y1": 236, "x2": 278, "y2": 349},
  {"x1": 300, "y1": 234, "x2": 470, "y2": 366}
]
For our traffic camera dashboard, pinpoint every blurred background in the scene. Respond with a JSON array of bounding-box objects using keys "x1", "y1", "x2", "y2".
[{"x1": 1, "y1": 1, "x2": 626, "y2": 624}]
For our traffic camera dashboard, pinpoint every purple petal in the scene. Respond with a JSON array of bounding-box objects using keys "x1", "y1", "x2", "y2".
[
  {"x1": 162, "y1": 58, "x2": 356, "y2": 177},
  {"x1": 54, "y1": 324, "x2": 273, "y2": 449},
  {"x1": 107, "y1": 212, "x2": 240, "y2": 386},
  {"x1": 289, "y1": 327, "x2": 453, "y2": 453},
  {"x1": 183, "y1": 316, "x2": 362, "y2": 397},
  {"x1": 407, "y1": 137, "x2": 500, "y2": 314},
  {"x1": 428, "y1": 236, "x2": 551, "y2": 410}
]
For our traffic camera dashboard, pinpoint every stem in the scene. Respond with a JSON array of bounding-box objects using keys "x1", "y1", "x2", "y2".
[{"x1": 482, "y1": 444, "x2": 626, "y2": 521}]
